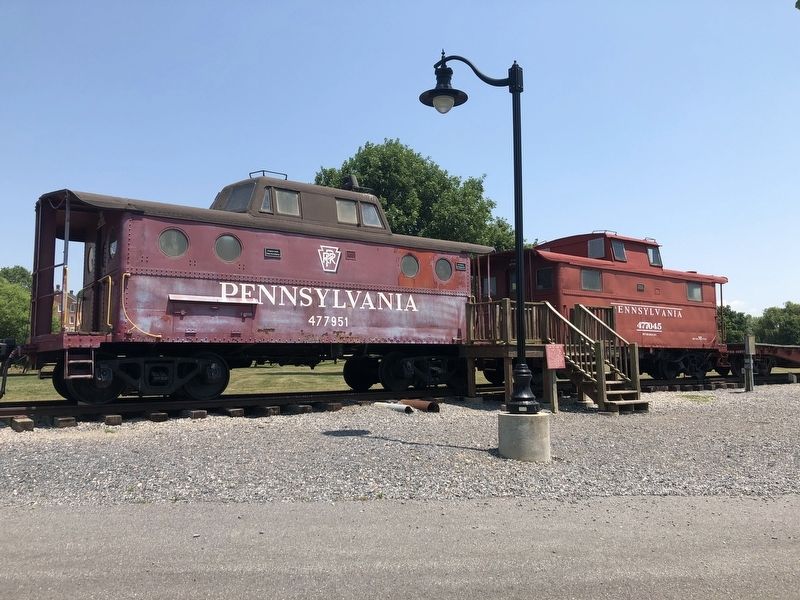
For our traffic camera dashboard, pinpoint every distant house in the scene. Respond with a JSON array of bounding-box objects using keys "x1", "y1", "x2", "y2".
[{"x1": 53, "y1": 285, "x2": 78, "y2": 332}]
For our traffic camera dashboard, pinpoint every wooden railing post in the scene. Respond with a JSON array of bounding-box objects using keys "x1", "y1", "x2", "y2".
[
  {"x1": 629, "y1": 342, "x2": 641, "y2": 393},
  {"x1": 594, "y1": 340, "x2": 607, "y2": 410},
  {"x1": 502, "y1": 298, "x2": 513, "y2": 344}
]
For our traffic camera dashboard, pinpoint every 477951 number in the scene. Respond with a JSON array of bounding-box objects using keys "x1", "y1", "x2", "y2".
[{"x1": 308, "y1": 315, "x2": 349, "y2": 327}]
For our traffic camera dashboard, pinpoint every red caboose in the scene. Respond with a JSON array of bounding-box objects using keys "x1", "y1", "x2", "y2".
[
  {"x1": 25, "y1": 175, "x2": 491, "y2": 403},
  {"x1": 476, "y1": 232, "x2": 728, "y2": 379}
]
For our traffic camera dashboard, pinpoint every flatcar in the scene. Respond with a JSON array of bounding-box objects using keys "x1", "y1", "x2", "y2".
[
  {"x1": 24, "y1": 174, "x2": 492, "y2": 404},
  {"x1": 475, "y1": 231, "x2": 728, "y2": 380}
]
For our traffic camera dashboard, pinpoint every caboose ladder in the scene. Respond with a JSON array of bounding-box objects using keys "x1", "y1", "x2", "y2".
[{"x1": 64, "y1": 348, "x2": 95, "y2": 379}]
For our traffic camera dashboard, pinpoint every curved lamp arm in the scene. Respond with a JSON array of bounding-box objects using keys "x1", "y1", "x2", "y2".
[{"x1": 435, "y1": 53, "x2": 522, "y2": 93}]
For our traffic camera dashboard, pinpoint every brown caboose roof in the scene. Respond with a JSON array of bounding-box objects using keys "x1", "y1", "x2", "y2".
[{"x1": 39, "y1": 188, "x2": 494, "y2": 256}]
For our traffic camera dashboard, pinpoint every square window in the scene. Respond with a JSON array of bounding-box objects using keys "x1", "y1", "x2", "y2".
[
  {"x1": 275, "y1": 188, "x2": 300, "y2": 216},
  {"x1": 581, "y1": 269, "x2": 602, "y2": 291},
  {"x1": 361, "y1": 203, "x2": 383, "y2": 228},
  {"x1": 588, "y1": 238, "x2": 605, "y2": 258},
  {"x1": 536, "y1": 268, "x2": 553, "y2": 290},
  {"x1": 259, "y1": 188, "x2": 273, "y2": 213},
  {"x1": 336, "y1": 199, "x2": 358, "y2": 224},
  {"x1": 224, "y1": 183, "x2": 254, "y2": 212},
  {"x1": 611, "y1": 240, "x2": 627, "y2": 261},
  {"x1": 648, "y1": 247, "x2": 663, "y2": 267},
  {"x1": 688, "y1": 282, "x2": 702, "y2": 302},
  {"x1": 482, "y1": 276, "x2": 497, "y2": 297}
]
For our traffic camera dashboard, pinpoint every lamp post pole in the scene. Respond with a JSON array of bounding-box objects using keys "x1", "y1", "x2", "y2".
[{"x1": 420, "y1": 52, "x2": 539, "y2": 414}]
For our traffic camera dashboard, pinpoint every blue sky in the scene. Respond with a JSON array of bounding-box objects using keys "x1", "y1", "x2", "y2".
[{"x1": 1, "y1": 1, "x2": 798, "y2": 315}]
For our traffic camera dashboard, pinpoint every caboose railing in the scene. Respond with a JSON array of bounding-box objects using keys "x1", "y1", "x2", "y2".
[
  {"x1": 466, "y1": 299, "x2": 599, "y2": 380},
  {"x1": 572, "y1": 304, "x2": 640, "y2": 391},
  {"x1": 466, "y1": 300, "x2": 642, "y2": 407}
]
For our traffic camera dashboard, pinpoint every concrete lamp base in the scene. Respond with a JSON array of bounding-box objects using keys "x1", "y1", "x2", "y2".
[{"x1": 498, "y1": 412, "x2": 551, "y2": 463}]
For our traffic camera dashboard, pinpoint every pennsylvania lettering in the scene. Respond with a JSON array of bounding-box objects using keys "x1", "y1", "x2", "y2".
[
  {"x1": 613, "y1": 302, "x2": 683, "y2": 319},
  {"x1": 220, "y1": 282, "x2": 418, "y2": 312}
]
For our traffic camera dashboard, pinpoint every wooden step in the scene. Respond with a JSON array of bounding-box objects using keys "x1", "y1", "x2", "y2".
[
  {"x1": 604, "y1": 398, "x2": 649, "y2": 414},
  {"x1": 606, "y1": 389, "x2": 640, "y2": 399},
  {"x1": 605, "y1": 397, "x2": 645, "y2": 404}
]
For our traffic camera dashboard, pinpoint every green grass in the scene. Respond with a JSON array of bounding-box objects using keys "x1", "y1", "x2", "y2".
[
  {"x1": 1, "y1": 362, "x2": 349, "y2": 402},
  {"x1": 225, "y1": 362, "x2": 350, "y2": 394}
]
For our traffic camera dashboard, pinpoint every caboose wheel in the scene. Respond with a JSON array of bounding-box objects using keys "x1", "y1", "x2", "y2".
[
  {"x1": 483, "y1": 369, "x2": 504, "y2": 385},
  {"x1": 51, "y1": 361, "x2": 79, "y2": 401},
  {"x1": 64, "y1": 362, "x2": 124, "y2": 405},
  {"x1": 658, "y1": 359, "x2": 679, "y2": 380},
  {"x1": 379, "y1": 352, "x2": 413, "y2": 393},
  {"x1": 181, "y1": 353, "x2": 230, "y2": 401},
  {"x1": 446, "y1": 359, "x2": 468, "y2": 396},
  {"x1": 343, "y1": 356, "x2": 378, "y2": 392},
  {"x1": 684, "y1": 353, "x2": 708, "y2": 380}
]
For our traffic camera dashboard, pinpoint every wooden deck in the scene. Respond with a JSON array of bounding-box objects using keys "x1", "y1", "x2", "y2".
[{"x1": 462, "y1": 299, "x2": 644, "y2": 413}]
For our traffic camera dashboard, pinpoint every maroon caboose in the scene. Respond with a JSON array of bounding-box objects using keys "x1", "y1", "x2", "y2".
[
  {"x1": 25, "y1": 175, "x2": 491, "y2": 403},
  {"x1": 476, "y1": 232, "x2": 728, "y2": 379}
]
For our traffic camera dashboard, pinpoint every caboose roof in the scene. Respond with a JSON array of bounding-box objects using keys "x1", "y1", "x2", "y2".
[
  {"x1": 39, "y1": 188, "x2": 494, "y2": 256},
  {"x1": 537, "y1": 231, "x2": 661, "y2": 251},
  {"x1": 535, "y1": 249, "x2": 728, "y2": 284}
]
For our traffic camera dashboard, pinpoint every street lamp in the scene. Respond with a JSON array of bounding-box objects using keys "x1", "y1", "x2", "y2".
[{"x1": 420, "y1": 51, "x2": 539, "y2": 415}]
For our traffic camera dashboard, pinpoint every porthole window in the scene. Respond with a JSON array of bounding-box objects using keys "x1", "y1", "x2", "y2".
[
  {"x1": 435, "y1": 258, "x2": 453, "y2": 281},
  {"x1": 159, "y1": 228, "x2": 189, "y2": 257},
  {"x1": 108, "y1": 230, "x2": 118, "y2": 258},
  {"x1": 215, "y1": 234, "x2": 242, "y2": 262},
  {"x1": 86, "y1": 245, "x2": 95, "y2": 273},
  {"x1": 401, "y1": 254, "x2": 419, "y2": 277}
]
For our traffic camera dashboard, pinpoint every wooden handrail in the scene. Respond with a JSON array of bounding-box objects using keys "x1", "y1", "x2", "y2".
[
  {"x1": 573, "y1": 304, "x2": 640, "y2": 390},
  {"x1": 465, "y1": 299, "x2": 642, "y2": 403}
]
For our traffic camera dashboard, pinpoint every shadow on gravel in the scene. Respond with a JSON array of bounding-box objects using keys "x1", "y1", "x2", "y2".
[
  {"x1": 321, "y1": 428, "x2": 371, "y2": 437},
  {"x1": 322, "y1": 428, "x2": 489, "y2": 453}
]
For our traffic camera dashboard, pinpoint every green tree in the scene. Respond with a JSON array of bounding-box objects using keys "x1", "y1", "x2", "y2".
[
  {"x1": 0, "y1": 276, "x2": 30, "y2": 344},
  {"x1": 718, "y1": 305, "x2": 753, "y2": 343},
  {"x1": 753, "y1": 301, "x2": 800, "y2": 345},
  {"x1": 0, "y1": 265, "x2": 32, "y2": 291},
  {"x1": 315, "y1": 139, "x2": 515, "y2": 250}
]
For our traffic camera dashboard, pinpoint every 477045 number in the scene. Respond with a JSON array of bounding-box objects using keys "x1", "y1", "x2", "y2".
[{"x1": 308, "y1": 315, "x2": 349, "y2": 327}]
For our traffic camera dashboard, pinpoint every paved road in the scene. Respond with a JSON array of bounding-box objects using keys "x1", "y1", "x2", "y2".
[{"x1": 2, "y1": 495, "x2": 798, "y2": 599}]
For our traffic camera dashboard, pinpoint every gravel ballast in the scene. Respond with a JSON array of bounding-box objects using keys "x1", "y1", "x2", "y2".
[{"x1": 1, "y1": 386, "x2": 798, "y2": 506}]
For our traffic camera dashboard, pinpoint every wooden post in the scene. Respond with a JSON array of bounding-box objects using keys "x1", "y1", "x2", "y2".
[
  {"x1": 594, "y1": 340, "x2": 607, "y2": 410},
  {"x1": 543, "y1": 367, "x2": 558, "y2": 413},
  {"x1": 629, "y1": 342, "x2": 641, "y2": 393},
  {"x1": 502, "y1": 298, "x2": 513, "y2": 344},
  {"x1": 503, "y1": 355, "x2": 514, "y2": 401},
  {"x1": 466, "y1": 357, "x2": 477, "y2": 398}
]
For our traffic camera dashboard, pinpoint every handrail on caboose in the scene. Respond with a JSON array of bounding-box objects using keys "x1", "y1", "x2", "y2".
[
  {"x1": 573, "y1": 304, "x2": 640, "y2": 390},
  {"x1": 465, "y1": 299, "x2": 641, "y2": 393}
]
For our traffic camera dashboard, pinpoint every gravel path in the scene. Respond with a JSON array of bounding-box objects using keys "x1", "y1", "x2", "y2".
[{"x1": 1, "y1": 385, "x2": 798, "y2": 506}]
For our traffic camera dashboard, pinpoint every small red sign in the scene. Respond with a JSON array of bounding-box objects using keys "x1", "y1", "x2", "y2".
[{"x1": 545, "y1": 344, "x2": 566, "y2": 369}]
